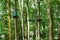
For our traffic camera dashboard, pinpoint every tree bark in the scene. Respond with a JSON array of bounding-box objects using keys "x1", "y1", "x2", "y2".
[
  {"x1": 8, "y1": 0, "x2": 12, "y2": 40},
  {"x1": 46, "y1": 0, "x2": 53, "y2": 40},
  {"x1": 26, "y1": 0, "x2": 30, "y2": 40},
  {"x1": 37, "y1": 0, "x2": 40, "y2": 40},
  {"x1": 14, "y1": 18, "x2": 18, "y2": 40},
  {"x1": 21, "y1": 0, "x2": 24, "y2": 40},
  {"x1": 14, "y1": 0, "x2": 18, "y2": 40}
]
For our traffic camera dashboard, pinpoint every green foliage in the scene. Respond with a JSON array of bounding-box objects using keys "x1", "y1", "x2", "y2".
[{"x1": 0, "y1": 0, "x2": 59, "y2": 40}]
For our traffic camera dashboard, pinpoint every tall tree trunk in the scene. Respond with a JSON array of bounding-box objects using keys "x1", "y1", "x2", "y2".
[
  {"x1": 14, "y1": 18, "x2": 18, "y2": 40},
  {"x1": 26, "y1": 0, "x2": 30, "y2": 40},
  {"x1": 8, "y1": 0, "x2": 12, "y2": 40},
  {"x1": 14, "y1": 0, "x2": 18, "y2": 40},
  {"x1": 46, "y1": 0, "x2": 53, "y2": 40},
  {"x1": 37, "y1": 0, "x2": 40, "y2": 40},
  {"x1": 21, "y1": 0, "x2": 24, "y2": 40}
]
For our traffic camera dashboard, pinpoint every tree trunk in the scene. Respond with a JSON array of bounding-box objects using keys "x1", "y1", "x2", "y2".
[
  {"x1": 8, "y1": 0, "x2": 12, "y2": 40},
  {"x1": 46, "y1": 0, "x2": 53, "y2": 40},
  {"x1": 37, "y1": 0, "x2": 40, "y2": 40},
  {"x1": 14, "y1": 0, "x2": 18, "y2": 40},
  {"x1": 21, "y1": 0, "x2": 24, "y2": 40},
  {"x1": 26, "y1": 0, "x2": 30, "y2": 40},
  {"x1": 14, "y1": 18, "x2": 18, "y2": 40}
]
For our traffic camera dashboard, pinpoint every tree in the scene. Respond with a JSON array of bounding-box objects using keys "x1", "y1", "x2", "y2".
[
  {"x1": 21, "y1": 0, "x2": 24, "y2": 40},
  {"x1": 13, "y1": 0, "x2": 18, "y2": 40},
  {"x1": 26, "y1": 0, "x2": 30, "y2": 40},
  {"x1": 8, "y1": 0, "x2": 12, "y2": 40},
  {"x1": 37, "y1": 0, "x2": 40, "y2": 40},
  {"x1": 46, "y1": 0, "x2": 53, "y2": 40}
]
